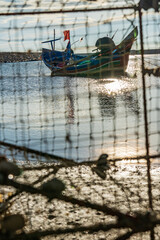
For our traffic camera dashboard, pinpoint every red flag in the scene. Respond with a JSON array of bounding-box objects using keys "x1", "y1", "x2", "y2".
[{"x1": 63, "y1": 30, "x2": 70, "y2": 41}]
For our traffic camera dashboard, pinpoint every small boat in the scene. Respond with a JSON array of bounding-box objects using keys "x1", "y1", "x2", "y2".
[{"x1": 41, "y1": 27, "x2": 138, "y2": 77}]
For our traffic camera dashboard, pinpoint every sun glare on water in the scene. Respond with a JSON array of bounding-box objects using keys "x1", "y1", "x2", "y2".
[
  {"x1": 104, "y1": 79, "x2": 129, "y2": 95},
  {"x1": 98, "y1": 78, "x2": 134, "y2": 96}
]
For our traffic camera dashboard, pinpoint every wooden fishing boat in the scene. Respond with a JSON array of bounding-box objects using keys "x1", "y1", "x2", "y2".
[{"x1": 41, "y1": 27, "x2": 138, "y2": 77}]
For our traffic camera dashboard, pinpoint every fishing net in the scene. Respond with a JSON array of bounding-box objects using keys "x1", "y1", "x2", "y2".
[{"x1": 0, "y1": 0, "x2": 160, "y2": 239}]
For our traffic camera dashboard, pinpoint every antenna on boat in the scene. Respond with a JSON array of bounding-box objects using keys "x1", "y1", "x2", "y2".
[
  {"x1": 53, "y1": 29, "x2": 55, "y2": 49},
  {"x1": 111, "y1": 29, "x2": 118, "y2": 39},
  {"x1": 72, "y1": 37, "x2": 83, "y2": 46}
]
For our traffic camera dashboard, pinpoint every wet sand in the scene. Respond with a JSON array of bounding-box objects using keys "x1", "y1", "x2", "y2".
[{"x1": 2, "y1": 163, "x2": 160, "y2": 240}]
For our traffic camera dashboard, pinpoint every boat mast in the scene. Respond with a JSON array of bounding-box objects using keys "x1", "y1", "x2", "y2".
[{"x1": 54, "y1": 29, "x2": 55, "y2": 49}]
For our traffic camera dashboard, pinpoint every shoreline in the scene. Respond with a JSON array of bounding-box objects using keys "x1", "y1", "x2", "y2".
[
  {"x1": 0, "y1": 49, "x2": 159, "y2": 63},
  {"x1": 0, "y1": 52, "x2": 41, "y2": 63}
]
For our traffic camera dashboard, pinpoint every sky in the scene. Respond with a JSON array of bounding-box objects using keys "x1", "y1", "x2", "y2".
[{"x1": 0, "y1": 0, "x2": 159, "y2": 52}]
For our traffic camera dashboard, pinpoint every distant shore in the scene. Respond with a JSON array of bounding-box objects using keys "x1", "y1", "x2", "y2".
[
  {"x1": 0, "y1": 52, "x2": 41, "y2": 63},
  {"x1": 0, "y1": 49, "x2": 159, "y2": 63},
  {"x1": 130, "y1": 49, "x2": 160, "y2": 55}
]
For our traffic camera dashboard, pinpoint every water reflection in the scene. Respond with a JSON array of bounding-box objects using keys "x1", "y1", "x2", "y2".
[
  {"x1": 121, "y1": 93, "x2": 140, "y2": 116},
  {"x1": 97, "y1": 78, "x2": 140, "y2": 118},
  {"x1": 98, "y1": 93, "x2": 116, "y2": 117},
  {"x1": 65, "y1": 78, "x2": 75, "y2": 124}
]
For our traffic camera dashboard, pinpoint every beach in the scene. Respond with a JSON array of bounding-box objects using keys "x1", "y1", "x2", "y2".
[{"x1": 1, "y1": 162, "x2": 159, "y2": 240}]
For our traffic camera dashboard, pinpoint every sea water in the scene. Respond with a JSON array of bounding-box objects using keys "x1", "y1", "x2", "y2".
[{"x1": 0, "y1": 55, "x2": 159, "y2": 162}]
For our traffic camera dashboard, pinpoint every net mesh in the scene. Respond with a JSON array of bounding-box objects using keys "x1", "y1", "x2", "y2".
[{"x1": 0, "y1": 0, "x2": 160, "y2": 239}]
